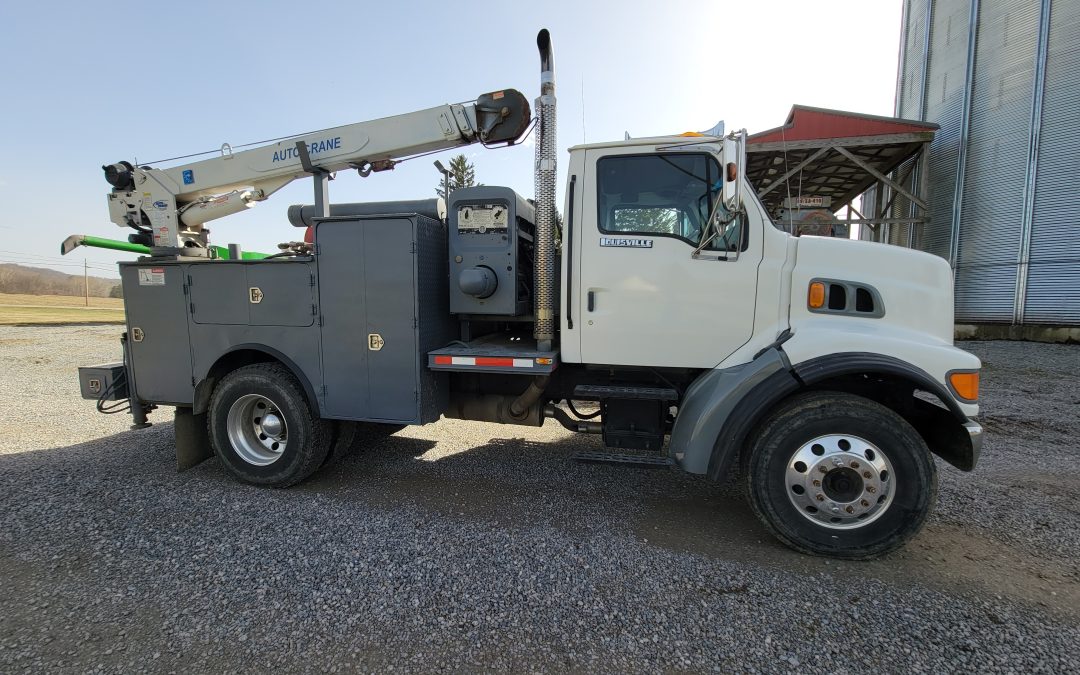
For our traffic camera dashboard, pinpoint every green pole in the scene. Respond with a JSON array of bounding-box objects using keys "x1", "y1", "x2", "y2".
[
  {"x1": 76, "y1": 235, "x2": 151, "y2": 255},
  {"x1": 62, "y1": 234, "x2": 269, "y2": 260}
]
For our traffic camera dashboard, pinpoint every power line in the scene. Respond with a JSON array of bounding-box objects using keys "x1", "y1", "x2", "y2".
[
  {"x1": 0, "y1": 258, "x2": 87, "y2": 268},
  {"x1": 0, "y1": 257, "x2": 118, "y2": 273},
  {"x1": 0, "y1": 249, "x2": 78, "y2": 263},
  {"x1": 0, "y1": 249, "x2": 124, "y2": 266}
]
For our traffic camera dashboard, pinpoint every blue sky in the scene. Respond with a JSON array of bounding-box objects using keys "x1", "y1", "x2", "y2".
[{"x1": 0, "y1": 0, "x2": 900, "y2": 277}]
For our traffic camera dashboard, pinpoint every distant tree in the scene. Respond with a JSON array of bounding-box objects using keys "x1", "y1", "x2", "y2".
[
  {"x1": 109, "y1": 284, "x2": 124, "y2": 299},
  {"x1": 435, "y1": 154, "x2": 480, "y2": 200},
  {"x1": 612, "y1": 207, "x2": 679, "y2": 235}
]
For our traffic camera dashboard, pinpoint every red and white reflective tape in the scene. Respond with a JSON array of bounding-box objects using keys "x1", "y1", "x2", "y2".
[{"x1": 433, "y1": 356, "x2": 535, "y2": 368}]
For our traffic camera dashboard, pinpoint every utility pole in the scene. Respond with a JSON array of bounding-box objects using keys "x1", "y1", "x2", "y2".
[{"x1": 84, "y1": 259, "x2": 89, "y2": 306}]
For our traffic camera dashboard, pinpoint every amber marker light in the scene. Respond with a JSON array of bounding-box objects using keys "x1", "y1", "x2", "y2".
[
  {"x1": 808, "y1": 282, "x2": 826, "y2": 309},
  {"x1": 948, "y1": 371, "x2": 980, "y2": 402}
]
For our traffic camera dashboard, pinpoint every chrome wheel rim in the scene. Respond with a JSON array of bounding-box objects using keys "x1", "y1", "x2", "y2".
[
  {"x1": 785, "y1": 434, "x2": 895, "y2": 530},
  {"x1": 226, "y1": 394, "x2": 288, "y2": 466}
]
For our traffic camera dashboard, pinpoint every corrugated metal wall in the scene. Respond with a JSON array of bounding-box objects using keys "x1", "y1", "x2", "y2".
[
  {"x1": 1024, "y1": 0, "x2": 1080, "y2": 324},
  {"x1": 887, "y1": 0, "x2": 927, "y2": 249},
  {"x1": 893, "y1": 0, "x2": 1077, "y2": 325},
  {"x1": 954, "y1": 0, "x2": 1037, "y2": 322},
  {"x1": 921, "y1": 0, "x2": 969, "y2": 260}
]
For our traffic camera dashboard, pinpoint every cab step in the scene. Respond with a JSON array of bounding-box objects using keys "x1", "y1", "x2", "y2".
[
  {"x1": 572, "y1": 451, "x2": 675, "y2": 468},
  {"x1": 573, "y1": 384, "x2": 678, "y2": 401},
  {"x1": 572, "y1": 384, "x2": 675, "y2": 452}
]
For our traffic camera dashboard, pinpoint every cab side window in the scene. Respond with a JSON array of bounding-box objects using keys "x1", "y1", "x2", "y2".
[{"x1": 597, "y1": 153, "x2": 728, "y2": 248}]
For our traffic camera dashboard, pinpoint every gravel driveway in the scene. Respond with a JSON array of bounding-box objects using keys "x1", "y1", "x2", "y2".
[{"x1": 1, "y1": 326, "x2": 1077, "y2": 673}]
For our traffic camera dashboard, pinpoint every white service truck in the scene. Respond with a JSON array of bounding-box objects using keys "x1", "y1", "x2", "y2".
[{"x1": 74, "y1": 30, "x2": 982, "y2": 559}]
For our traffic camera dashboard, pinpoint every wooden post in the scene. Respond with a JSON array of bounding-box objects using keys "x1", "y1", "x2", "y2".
[{"x1": 84, "y1": 259, "x2": 89, "y2": 306}]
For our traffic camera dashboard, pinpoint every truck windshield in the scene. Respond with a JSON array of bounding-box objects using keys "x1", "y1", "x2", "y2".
[{"x1": 597, "y1": 153, "x2": 721, "y2": 248}]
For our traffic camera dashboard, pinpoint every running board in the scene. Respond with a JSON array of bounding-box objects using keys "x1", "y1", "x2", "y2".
[{"x1": 572, "y1": 451, "x2": 675, "y2": 468}]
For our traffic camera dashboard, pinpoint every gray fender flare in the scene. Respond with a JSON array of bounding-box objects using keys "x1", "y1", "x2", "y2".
[
  {"x1": 669, "y1": 349, "x2": 800, "y2": 477},
  {"x1": 192, "y1": 345, "x2": 322, "y2": 416},
  {"x1": 670, "y1": 349, "x2": 979, "y2": 481}
]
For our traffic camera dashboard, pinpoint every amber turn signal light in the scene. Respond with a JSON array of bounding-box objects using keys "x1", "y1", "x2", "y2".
[
  {"x1": 948, "y1": 371, "x2": 979, "y2": 402},
  {"x1": 808, "y1": 282, "x2": 826, "y2": 309}
]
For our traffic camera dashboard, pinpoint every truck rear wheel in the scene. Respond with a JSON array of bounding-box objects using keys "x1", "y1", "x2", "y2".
[
  {"x1": 746, "y1": 391, "x2": 936, "y2": 559},
  {"x1": 208, "y1": 363, "x2": 331, "y2": 487}
]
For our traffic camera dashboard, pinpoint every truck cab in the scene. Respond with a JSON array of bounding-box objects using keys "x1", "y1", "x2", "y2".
[
  {"x1": 548, "y1": 133, "x2": 982, "y2": 557},
  {"x1": 562, "y1": 136, "x2": 772, "y2": 368}
]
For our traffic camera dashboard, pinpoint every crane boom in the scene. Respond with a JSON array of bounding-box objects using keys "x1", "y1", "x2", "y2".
[{"x1": 103, "y1": 89, "x2": 530, "y2": 256}]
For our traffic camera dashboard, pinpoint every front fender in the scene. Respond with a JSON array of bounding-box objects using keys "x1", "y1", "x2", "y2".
[
  {"x1": 669, "y1": 349, "x2": 799, "y2": 476},
  {"x1": 781, "y1": 320, "x2": 981, "y2": 418},
  {"x1": 671, "y1": 346, "x2": 984, "y2": 481}
]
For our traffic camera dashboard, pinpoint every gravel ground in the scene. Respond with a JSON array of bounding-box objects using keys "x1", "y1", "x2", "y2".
[{"x1": 1, "y1": 326, "x2": 1078, "y2": 673}]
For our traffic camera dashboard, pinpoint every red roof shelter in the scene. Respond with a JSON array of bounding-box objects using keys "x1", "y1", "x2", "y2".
[{"x1": 746, "y1": 105, "x2": 938, "y2": 238}]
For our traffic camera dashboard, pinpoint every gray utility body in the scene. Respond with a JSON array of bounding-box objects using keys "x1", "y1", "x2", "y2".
[{"x1": 120, "y1": 213, "x2": 452, "y2": 426}]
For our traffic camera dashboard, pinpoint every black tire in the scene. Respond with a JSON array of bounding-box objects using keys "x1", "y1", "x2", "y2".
[
  {"x1": 746, "y1": 391, "x2": 937, "y2": 559},
  {"x1": 323, "y1": 421, "x2": 405, "y2": 466},
  {"x1": 349, "y1": 422, "x2": 405, "y2": 452},
  {"x1": 321, "y1": 420, "x2": 358, "y2": 467},
  {"x1": 208, "y1": 363, "x2": 332, "y2": 487}
]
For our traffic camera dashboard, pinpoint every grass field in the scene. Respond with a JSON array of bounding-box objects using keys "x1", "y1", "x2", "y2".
[{"x1": 0, "y1": 293, "x2": 125, "y2": 325}]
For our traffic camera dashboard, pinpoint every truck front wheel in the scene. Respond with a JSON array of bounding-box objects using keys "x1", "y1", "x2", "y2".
[
  {"x1": 208, "y1": 363, "x2": 331, "y2": 487},
  {"x1": 746, "y1": 391, "x2": 936, "y2": 559}
]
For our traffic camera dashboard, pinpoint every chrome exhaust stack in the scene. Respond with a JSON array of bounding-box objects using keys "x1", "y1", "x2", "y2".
[{"x1": 533, "y1": 28, "x2": 557, "y2": 351}]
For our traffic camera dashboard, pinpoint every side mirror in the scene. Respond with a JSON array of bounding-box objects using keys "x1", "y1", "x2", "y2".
[{"x1": 721, "y1": 130, "x2": 746, "y2": 211}]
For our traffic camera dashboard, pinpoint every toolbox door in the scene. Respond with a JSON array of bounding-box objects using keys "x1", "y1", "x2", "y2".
[
  {"x1": 120, "y1": 264, "x2": 194, "y2": 404},
  {"x1": 316, "y1": 218, "x2": 418, "y2": 421}
]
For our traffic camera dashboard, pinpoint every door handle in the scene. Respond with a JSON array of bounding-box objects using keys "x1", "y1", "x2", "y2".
[{"x1": 587, "y1": 290, "x2": 595, "y2": 312}]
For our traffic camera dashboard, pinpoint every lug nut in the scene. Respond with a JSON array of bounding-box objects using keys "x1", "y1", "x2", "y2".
[
  {"x1": 845, "y1": 505, "x2": 854, "y2": 514},
  {"x1": 863, "y1": 471, "x2": 872, "y2": 479},
  {"x1": 867, "y1": 486, "x2": 876, "y2": 494},
  {"x1": 820, "y1": 466, "x2": 828, "y2": 474},
  {"x1": 816, "y1": 494, "x2": 825, "y2": 502},
  {"x1": 861, "y1": 499, "x2": 870, "y2": 507},
  {"x1": 850, "y1": 461, "x2": 860, "y2": 469},
  {"x1": 812, "y1": 479, "x2": 821, "y2": 487}
]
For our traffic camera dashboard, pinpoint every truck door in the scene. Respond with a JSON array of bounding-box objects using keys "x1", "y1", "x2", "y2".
[{"x1": 575, "y1": 148, "x2": 761, "y2": 368}]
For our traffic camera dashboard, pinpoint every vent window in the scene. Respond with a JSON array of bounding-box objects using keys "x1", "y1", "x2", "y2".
[
  {"x1": 855, "y1": 287, "x2": 875, "y2": 313},
  {"x1": 828, "y1": 285, "x2": 847, "y2": 310}
]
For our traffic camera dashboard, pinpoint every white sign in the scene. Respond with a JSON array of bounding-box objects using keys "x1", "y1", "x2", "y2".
[
  {"x1": 600, "y1": 236, "x2": 653, "y2": 249},
  {"x1": 137, "y1": 268, "x2": 165, "y2": 286}
]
